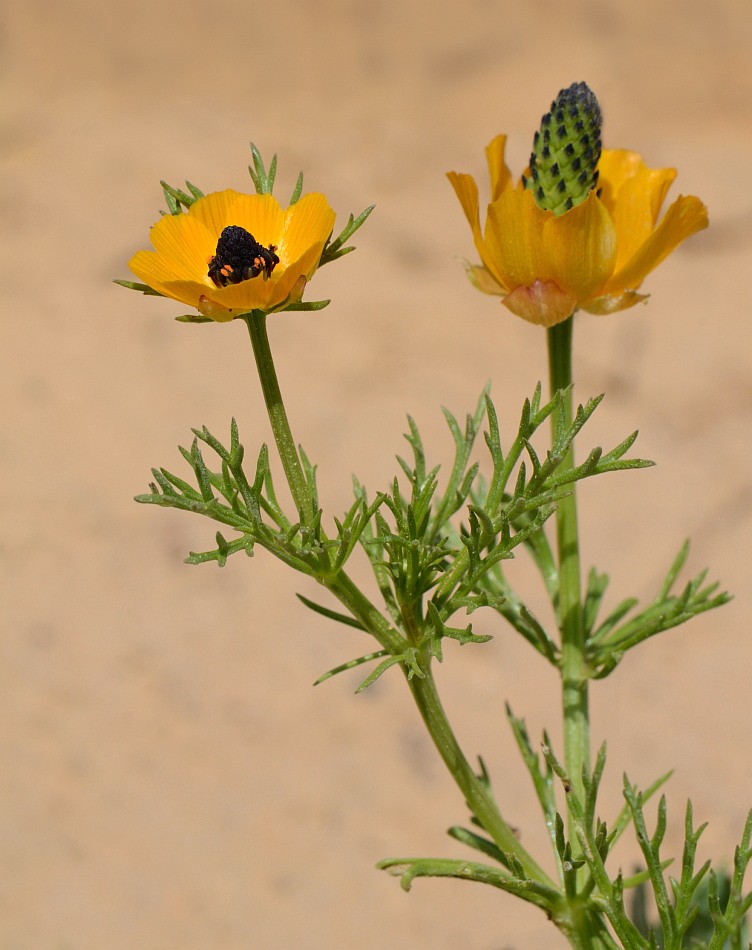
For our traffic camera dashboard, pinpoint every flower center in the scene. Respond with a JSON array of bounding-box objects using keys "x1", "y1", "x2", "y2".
[
  {"x1": 207, "y1": 225, "x2": 280, "y2": 287},
  {"x1": 522, "y1": 82, "x2": 602, "y2": 216}
]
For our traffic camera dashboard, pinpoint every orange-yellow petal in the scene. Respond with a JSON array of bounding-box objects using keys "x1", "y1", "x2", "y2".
[
  {"x1": 447, "y1": 172, "x2": 487, "y2": 266},
  {"x1": 289, "y1": 238, "x2": 330, "y2": 284},
  {"x1": 146, "y1": 212, "x2": 215, "y2": 281},
  {"x1": 598, "y1": 151, "x2": 676, "y2": 224},
  {"x1": 275, "y1": 193, "x2": 336, "y2": 264},
  {"x1": 128, "y1": 251, "x2": 207, "y2": 307},
  {"x1": 581, "y1": 290, "x2": 649, "y2": 315},
  {"x1": 598, "y1": 153, "x2": 678, "y2": 270},
  {"x1": 447, "y1": 171, "x2": 481, "y2": 233},
  {"x1": 128, "y1": 248, "x2": 182, "y2": 293},
  {"x1": 197, "y1": 295, "x2": 237, "y2": 322},
  {"x1": 275, "y1": 275, "x2": 307, "y2": 310},
  {"x1": 189, "y1": 189, "x2": 246, "y2": 243},
  {"x1": 604, "y1": 194, "x2": 708, "y2": 294},
  {"x1": 503, "y1": 280, "x2": 577, "y2": 327},
  {"x1": 447, "y1": 171, "x2": 508, "y2": 287},
  {"x1": 597, "y1": 150, "x2": 645, "y2": 204},
  {"x1": 485, "y1": 188, "x2": 552, "y2": 291},
  {"x1": 542, "y1": 191, "x2": 617, "y2": 301},
  {"x1": 465, "y1": 262, "x2": 505, "y2": 296},
  {"x1": 225, "y1": 192, "x2": 287, "y2": 253},
  {"x1": 485, "y1": 134, "x2": 513, "y2": 202}
]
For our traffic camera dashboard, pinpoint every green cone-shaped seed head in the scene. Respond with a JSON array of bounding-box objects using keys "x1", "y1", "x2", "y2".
[{"x1": 523, "y1": 82, "x2": 602, "y2": 216}]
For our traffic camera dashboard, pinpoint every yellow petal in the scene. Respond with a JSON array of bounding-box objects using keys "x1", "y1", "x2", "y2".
[
  {"x1": 447, "y1": 171, "x2": 507, "y2": 287},
  {"x1": 464, "y1": 262, "x2": 505, "y2": 296},
  {"x1": 190, "y1": 189, "x2": 246, "y2": 242},
  {"x1": 604, "y1": 195, "x2": 708, "y2": 294},
  {"x1": 226, "y1": 192, "x2": 287, "y2": 251},
  {"x1": 502, "y1": 280, "x2": 576, "y2": 327},
  {"x1": 485, "y1": 135, "x2": 513, "y2": 202},
  {"x1": 128, "y1": 249, "x2": 177, "y2": 291},
  {"x1": 447, "y1": 171, "x2": 481, "y2": 233},
  {"x1": 208, "y1": 277, "x2": 275, "y2": 312},
  {"x1": 265, "y1": 276, "x2": 311, "y2": 314},
  {"x1": 275, "y1": 193, "x2": 336, "y2": 264},
  {"x1": 543, "y1": 191, "x2": 617, "y2": 301},
  {"x1": 146, "y1": 212, "x2": 215, "y2": 281},
  {"x1": 581, "y1": 290, "x2": 649, "y2": 315},
  {"x1": 128, "y1": 251, "x2": 206, "y2": 307},
  {"x1": 603, "y1": 173, "x2": 677, "y2": 272},
  {"x1": 597, "y1": 150, "x2": 646, "y2": 206},
  {"x1": 598, "y1": 151, "x2": 676, "y2": 222},
  {"x1": 485, "y1": 189, "x2": 552, "y2": 291},
  {"x1": 211, "y1": 265, "x2": 289, "y2": 312},
  {"x1": 276, "y1": 275, "x2": 307, "y2": 309},
  {"x1": 290, "y1": 238, "x2": 330, "y2": 283},
  {"x1": 197, "y1": 295, "x2": 240, "y2": 322}
]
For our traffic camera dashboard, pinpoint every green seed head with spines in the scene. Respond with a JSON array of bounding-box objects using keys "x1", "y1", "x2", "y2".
[{"x1": 523, "y1": 81, "x2": 602, "y2": 216}]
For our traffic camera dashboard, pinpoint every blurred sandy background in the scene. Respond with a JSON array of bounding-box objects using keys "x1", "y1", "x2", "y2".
[{"x1": 2, "y1": 0, "x2": 752, "y2": 947}]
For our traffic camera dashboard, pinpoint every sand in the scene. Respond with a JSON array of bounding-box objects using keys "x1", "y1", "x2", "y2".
[{"x1": 2, "y1": 0, "x2": 752, "y2": 947}]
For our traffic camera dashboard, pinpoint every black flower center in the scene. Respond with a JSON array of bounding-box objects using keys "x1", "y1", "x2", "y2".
[{"x1": 207, "y1": 225, "x2": 280, "y2": 287}]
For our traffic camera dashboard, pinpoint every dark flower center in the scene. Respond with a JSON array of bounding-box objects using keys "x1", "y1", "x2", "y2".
[{"x1": 207, "y1": 225, "x2": 279, "y2": 287}]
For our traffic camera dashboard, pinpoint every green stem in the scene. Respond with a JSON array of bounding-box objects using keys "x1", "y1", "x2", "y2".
[
  {"x1": 407, "y1": 660, "x2": 555, "y2": 889},
  {"x1": 547, "y1": 317, "x2": 590, "y2": 809},
  {"x1": 241, "y1": 310, "x2": 554, "y2": 891},
  {"x1": 244, "y1": 312, "x2": 312, "y2": 521},
  {"x1": 327, "y1": 573, "x2": 407, "y2": 656},
  {"x1": 328, "y1": 576, "x2": 553, "y2": 886}
]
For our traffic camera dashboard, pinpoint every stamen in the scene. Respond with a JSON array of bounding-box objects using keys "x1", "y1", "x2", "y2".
[{"x1": 207, "y1": 225, "x2": 280, "y2": 288}]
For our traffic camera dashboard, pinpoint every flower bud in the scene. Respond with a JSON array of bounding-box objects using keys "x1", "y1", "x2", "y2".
[{"x1": 523, "y1": 82, "x2": 602, "y2": 216}]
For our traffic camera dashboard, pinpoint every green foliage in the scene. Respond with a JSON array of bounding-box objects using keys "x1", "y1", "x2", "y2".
[
  {"x1": 136, "y1": 385, "x2": 662, "y2": 680},
  {"x1": 112, "y1": 279, "x2": 164, "y2": 296},
  {"x1": 125, "y1": 128, "x2": 745, "y2": 949},
  {"x1": 585, "y1": 543, "x2": 731, "y2": 678},
  {"x1": 137, "y1": 384, "x2": 743, "y2": 948},
  {"x1": 317, "y1": 203, "x2": 375, "y2": 266},
  {"x1": 621, "y1": 792, "x2": 752, "y2": 950},
  {"x1": 159, "y1": 178, "x2": 204, "y2": 214}
]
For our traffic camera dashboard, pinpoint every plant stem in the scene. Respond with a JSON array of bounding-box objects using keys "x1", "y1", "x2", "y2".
[
  {"x1": 547, "y1": 317, "x2": 590, "y2": 810},
  {"x1": 244, "y1": 312, "x2": 312, "y2": 522},
  {"x1": 407, "y1": 659, "x2": 556, "y2": 889},
  {"x1": 326, "y1": 576, "x2": 553, "y2": 885},
  {"x1": 242, "y1": 310, "x2": 554, "y2": 890},
  {"x1": 328, "y1": 573, "x2": 408, "y2": 656}
]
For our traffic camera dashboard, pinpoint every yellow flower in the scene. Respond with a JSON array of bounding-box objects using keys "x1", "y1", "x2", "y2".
[
  {"x1": 447, "y1": 135, "x2": 708, "y2": 327},
  {"x1": 129, "y1": 189, "x2": 336, "y2": 322}
]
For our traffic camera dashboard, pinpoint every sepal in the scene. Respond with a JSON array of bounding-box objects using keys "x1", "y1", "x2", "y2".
[
  {"x1": 160, "y1": 179, "x2": 204, "y2": 214},
  {"x1": 319, "y1": 204, "x2": 375, "y2": 267},
  {"x1": 112, "y1": 278, "x2": 165, "y2": 297}
]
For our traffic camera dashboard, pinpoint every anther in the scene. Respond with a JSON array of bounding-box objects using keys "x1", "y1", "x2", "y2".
[{"x1": 207, "y1": 225, "x2": 280, "y2": 288}]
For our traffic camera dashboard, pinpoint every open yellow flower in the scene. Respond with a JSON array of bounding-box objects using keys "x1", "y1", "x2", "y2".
[
  {"x1": 447, "y1": 135, "x2": 708, "y2": 327},
  {"x1": 129, "y1": 189, "x2": 336, "y2": 322}
]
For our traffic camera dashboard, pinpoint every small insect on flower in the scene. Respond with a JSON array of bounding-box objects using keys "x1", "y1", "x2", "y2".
[{"x1": 207, "y1": 225, "x2": 280, "y2": 288}]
